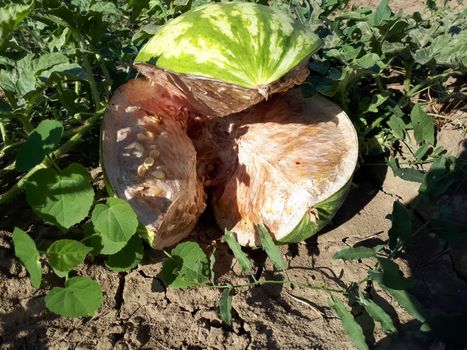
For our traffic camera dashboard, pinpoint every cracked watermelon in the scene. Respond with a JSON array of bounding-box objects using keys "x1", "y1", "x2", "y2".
[{"x1": 101, "y1": 2, "x2": 358, "y2": 248}]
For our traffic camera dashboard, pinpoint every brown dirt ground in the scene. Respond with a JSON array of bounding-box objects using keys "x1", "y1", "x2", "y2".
[{"x1": 1, "y1": 1, "x2": 467, "y2": 350}]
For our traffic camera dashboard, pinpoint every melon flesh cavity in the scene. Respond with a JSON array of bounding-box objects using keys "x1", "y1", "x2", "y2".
[
  {"x1": 198, "y1": 91, "x2": 358, "y2": 246},
  {"x1": 102, "y1": 79, "x2": 358, "y2": 248}
]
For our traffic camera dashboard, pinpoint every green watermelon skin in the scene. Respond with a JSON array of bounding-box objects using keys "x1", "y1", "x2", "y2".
[{"x1": 135, "y1": 2, "x2": 322, "y2": 89}]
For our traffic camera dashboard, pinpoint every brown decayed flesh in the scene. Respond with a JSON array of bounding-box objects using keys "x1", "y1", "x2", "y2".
[
  {"x1": 207, "y1": 91, "x2": 358, "y2": 246},
  {"x1": 133, "y1": 55, "x2": 310, "y2": 118},
  {"x1": 102, "y1": 79, "x2": 206, "y2": 249},
  {"x1": 102, "y1": 75, "x2": 357, "y2": 248}
]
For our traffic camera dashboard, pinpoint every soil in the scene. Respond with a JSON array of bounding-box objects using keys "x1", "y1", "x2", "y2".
[{"x1": 1, "y1": 2, "x2": 467, "y2": 350}]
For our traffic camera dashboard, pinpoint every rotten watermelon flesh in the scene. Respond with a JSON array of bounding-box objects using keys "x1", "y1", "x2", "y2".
[{"x1": 102, "y1": 78, "x2": 358, "y2": 248}]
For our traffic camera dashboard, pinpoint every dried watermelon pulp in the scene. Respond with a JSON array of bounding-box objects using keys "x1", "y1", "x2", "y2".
[{"x1": 101, "y1": 3, "x2": 358, "y2": 248}]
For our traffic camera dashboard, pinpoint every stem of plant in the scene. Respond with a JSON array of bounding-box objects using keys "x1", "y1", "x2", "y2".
[
  {"x1": 208, "y1": 279, "x2": 343, "y2": 294},
  {"x1": 0, "y1": 110, "x2": 103, "y2": 205}
]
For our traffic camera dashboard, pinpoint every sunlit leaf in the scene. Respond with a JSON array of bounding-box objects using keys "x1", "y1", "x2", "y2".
[
  {"x1": 333, "y1": 246, "x2": 377, "y2": 260},
  {"x1": 257, "y1": 224, "x2": 286, "y2": 270},
  {"x1": 45, "y1": 276, "x2": 103, "y2": 318},
  {"x1": 329, "y1": 296, "x2": 369, "y2": 350},
  {"x1": 25, "y1": 163, "x2": 94, "y2": 230},
  {"x1": 47, "y1": 239, "x2": 92, "y2": 277},
  {"x1": 224, "y1": 229, "x2": 251, "y2": 273},
  {"x1": 12, "y1": 228, "x2": 42, "y2": 288},
  {"x1": 159, "y1": 242, "x2": 209, "y2": 288}
]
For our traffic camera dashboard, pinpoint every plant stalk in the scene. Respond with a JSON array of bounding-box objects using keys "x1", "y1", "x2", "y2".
[{"x1": 0, "y1": 110, "x2": 104, "y2": 205}]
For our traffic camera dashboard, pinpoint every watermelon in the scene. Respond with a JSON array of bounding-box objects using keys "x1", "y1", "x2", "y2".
[
  {"x1": 134, "y1": 2, "x2": 322, "y2": 117},
  {"x1": 101, "y1": 2, "x2": 358, "y2": 248}
]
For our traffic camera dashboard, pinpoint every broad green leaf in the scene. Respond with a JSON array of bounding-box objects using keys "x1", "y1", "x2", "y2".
[
  {"x1": 388, "y1": 201, "x2": 412, "y2": 249},
  {"x1": 105, "y1": 235, "x2": 144, "y2": 272},
  {"x1": 333, "y1": 246, "x2": 377, "y2": 260},
  {"x1": 25, "y1": 163, "x2": 94, "y2": 230},
  {"x1": 410, "y1": 104, "x2": 435, "y2": 146},
  {"x1": 16, "y1": 120, "x2": 64, "y2": 171},
  {"x1": 82, "y1": 222, "x2": 103, "y2": 255},
  {"x1": 387, "y1": 157, "x2": 425, "y2": 183},
  {"x1": 224, "y1": 229, "x2": 252, "y2": 273},
  {"x1": 0, "y1": 3, "x2": 34, "y2": 45},
  {"x1": 12, "y1": 228, "x2": 42, "y2": 288},
  {"x1": 92, "y1": 197, "x2": 138, "y2": 254},
  {"x1": 355, "y1": 53, "x2": 381, "y2": 70},
  {"x1": 159, "y1": 242, "x2": 209, "y2": 288},
  {"x1": 220, "y1": 287, "x2": 233, "y2": 325},
  {"x1": 358, "y1": 293, "x2": 397, "y2": 334},
  {"x1": 257, "y1": 224, "x2": 286, "y2": 270},
  {"x1": 46, "y1": 239, "x2": 92, "y2": 278},
  {"x1": 387, "y1": 115, "x2": 407, "y2": 140},
  {"x1": 34, "y1": 53, "x2": 69, "y2": 73},
  {"x1": 372, "y1": 0, "x2": 392, "y2": 26},
  {"x1": 378, "y1": 258, "x2": 413, "y2": 290},
  {"x1": 328, "y1": 296, "x2": 369, "y2": 350},
  {"x1": 44, "y1": 276, "x2": 103, "y2": 318}
]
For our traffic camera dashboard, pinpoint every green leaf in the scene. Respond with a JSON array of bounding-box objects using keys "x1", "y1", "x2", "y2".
[
  {"x1": 419, "y1": 155, "x2": 456, "y2": 199},
  {"x1": 371, "y1": 0, "x2": 392, "y2": 26},
  {"x1": 46, "y1": 239, "x2": 92, "y2": 278},
  {"x1": 328, "y1": 296, "x2": 369, "y2": 350},
  {"x1": 257, "y1": 224, "x2": 286, "y2": 270},
  {"x1": 91, "y1": 197, "x2": 138, "y2": 255},
  {"x1": 0, "y1": 3, "x2": 34, "y2": 45},
  {"x1": 44, "y1": 276, "x2": 103, "y2": 318},
  {"x1": 355, "y1": 53, "x2": 381, "y2": 70},
  {"x1": 414, "y1": 143, "x2": 431, "y2": 162},
  {"x1": 105, "y1": 235, "x2": 144, "y2": 272},
  {"x1": 224, "y1": 229, "x2": 252, "y2": 273},
  {"x1": 12, "y1": 228, "x2": 42, "y2": 288},
  {"x1": 388, "y1": 201, "x2": 412, "y2": 249},
  {"x1": 410, "y1": 104, "x2": 435, "y2": 146},
  {"x1": 358, "y1": 293, "x2": 397, "y2": 334},
  {"x1": 220, "y1": 287, "x2": 233, "y2": 325},
  {"x1": 379, "y1": 284, "x2": 427, "y2": 322},
  {"x1": 25, "y1": 163, "x2": 95, "y2": 230},
  {"x1": 387, "y1": 115, "x2": 407, "y2": 140},
  {"x1": 387, "y1": 157, "x2": 425, "y2": 183},
  {"x1": 377, "y1": 258, "x2": 413, "y2": 290},
  {"x1": 333, "y1": 246, "x2": 377, "y2": 260},
  {"x1": 159, "y1": 242, "x2": 209, "y2": 288},
  {"x1": 16, "y1": 120, "x2": 64, "y2": 171}
]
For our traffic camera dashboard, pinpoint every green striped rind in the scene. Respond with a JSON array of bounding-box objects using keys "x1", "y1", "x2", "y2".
[
  {"x1": 135, "y1": 2, "x2": 322, "y2": 89},
  {"x1": 278, "y1": 180, "x2": 352, "y2": 244}
]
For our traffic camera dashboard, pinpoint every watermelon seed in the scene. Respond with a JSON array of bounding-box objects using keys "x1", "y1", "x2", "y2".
[
  {"x1": 144, "y1": 157, "x2": 155, "y2": 167},
  {"x1": 137, "y1": 164, "x2": 147, "y2": 177}
]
